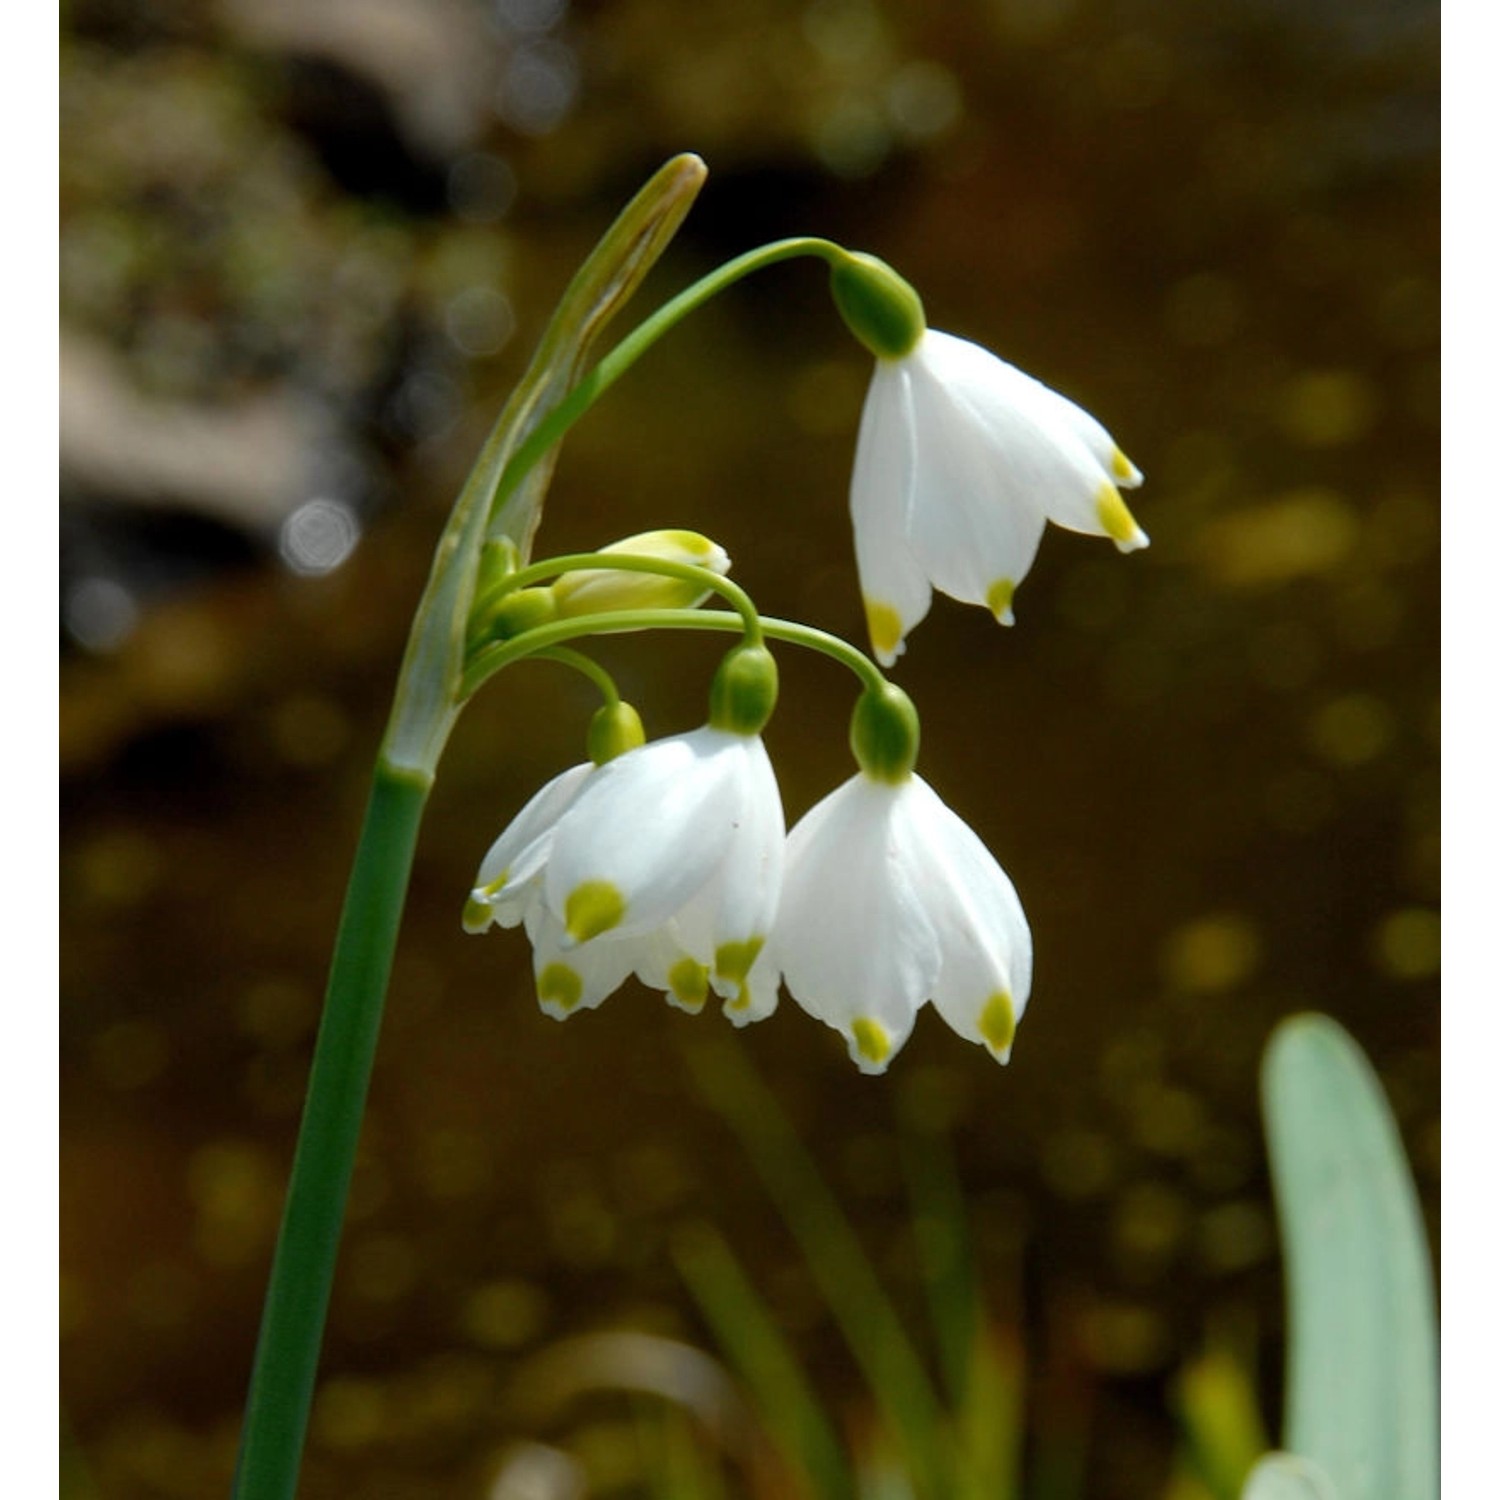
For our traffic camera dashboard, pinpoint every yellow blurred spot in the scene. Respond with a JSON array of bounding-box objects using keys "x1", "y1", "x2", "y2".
[
  {"x1": 564, "y1": 881, "x2": 624, "y2": 941},
  {"x1": 237, "y1": 979, "x2": 315, "y2": 1049},
  {"x1": 1111, "y1": 446, "x2": 1140, "y2": 481},
  {"x1": 986, "y1": 578, "x2": 1016, "y2": 625},
  {"x1": 1162, "y1": 913, "x2": 1260, "y2": 993},
  {"x1": 1163, "y1": 271, "x2": 1244, "y2": 348},
  {"x1": 1372, "y1": 907, "x2": 1440, "y2": 980},
  {"x1": 1081, "y1": 1300, "x2": 1171, "y2": 1374},
  {"x1": 1041, "y1": 1129, "x2": 1118, "y2": 1200},
  {"x1": 1196, "y1": 487, "x2": 1358, "y2": 587},
  {"x1": 979, "y1": 991, "x2": 1015, "y2": 1056},
  {"x1": 1096, "y1": 481, "x2": 1147, "y2": 549},
  {"x1": 852, "y1": 1017, "x2": 891, "y2": 1066},
  {"x1": 667, "y1": 956, "x2": 709, "y2": 1012},
  {"x1": 187, "y1": 1141, "x2": 280, "y2": 1267},
  {"x1": 462, "y1": 895, "x2": 492, "y2": 933},
  {"x1": 90, "y1": 1019, "x2": 170, "y2": 1089},
  {"x1": 537, "y1": 962, "x2": 584, "y2": 1013},
  {"x1": 459, "y1": 1279, "x2": 548, "y2": 1350},
  {"x1": 76, "y1": 828, "x2": 162, "y2": 908},
  {"x1": 1276, "y1": 369, "x2": 1378, "y2": 447},
  {"x1": 313, "y1": 1377, "x2": 387, "y2": 1450},
  {"x1": 1308, "y1": 693, "x2": 1394, "y2": 766},
  {"x1": 864, "y1": 598, "x2": 904, "y2": 658}
]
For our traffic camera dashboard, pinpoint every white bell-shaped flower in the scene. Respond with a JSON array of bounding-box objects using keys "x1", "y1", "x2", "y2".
[
  {"x1": 469, "y1": 723, "x2": 785, "y2": 1022},
  {"x1": 769, "y1": 770, "x2": 1032, "y2": 1074},
  {"x1": 851, "y1": 329, "x2": 1147, "y2": 665}
]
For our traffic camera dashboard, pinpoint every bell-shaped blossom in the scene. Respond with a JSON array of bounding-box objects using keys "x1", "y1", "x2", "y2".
[
  {"x1": 467, "y1": 727, "x2": 785, "y2": 1022},
  {"x1": 767, "y1": 771, "x2": 1032, "y2": 1074},
  {"x1": 851, "y1": 329, "x2": 1147, "y2": 665}
]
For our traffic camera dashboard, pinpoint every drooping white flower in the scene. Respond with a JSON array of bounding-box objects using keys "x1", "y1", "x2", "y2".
[
  {"x1": 467, "y1": 724, "x2": 785, "y2": 1023},
  {"x1": 767, "y1": 769, "x2": 1032, "y2": 1074},
  {"x1": 850, "y1": 329, "x2": 1147, "y2": 665}
]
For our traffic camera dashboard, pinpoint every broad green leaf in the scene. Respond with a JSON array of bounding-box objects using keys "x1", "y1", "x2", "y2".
[{"x1": 1261, "y1": 1015, "x2": 1437, "y2": 1500}]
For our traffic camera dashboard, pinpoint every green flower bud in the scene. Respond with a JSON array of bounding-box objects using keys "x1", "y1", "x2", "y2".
[
  {"x1": 708, "y1": 644, "x2": 779, "y2": 736},
  {"x1": 470, "y1": 584, "x2": 559, "y2": 644},
  {"x1": 587, "y1": 700, "x2": 646, "y2": 765},
  {"x1": 475, "y1": 537, "x2": 522, "y2": 599},
  {"x1": 552, "y1": 530, "x2": 731, "y2": 617},
  {"x1": 829, "y1": 252, "x2": 926, "y2": 360},
  {"x1": 850, "y1": 680, "x2": 920, "y2": 783}
]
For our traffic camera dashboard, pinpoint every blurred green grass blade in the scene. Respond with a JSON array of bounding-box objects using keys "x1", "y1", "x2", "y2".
[
  {"x1": 952, "y1": 1327, "x2": 1025, "y2": 1500},
  {"x1": 636, "y1": 1400, "x2": 730, "y2": 1500},
  {"x1": 672, "y1": 1223, "x2": 856, "y2": 1500},
  {"x1": 1261, "y1": 1015, "x2": 1437, "y2": 1500},
  {"x1": 895, "y1": 1087, "x2": 981, "y2": 1405},
  {"x1": 1173, "y1": 1344, "x2": 1271, "y2": 1500},
  {"x1": 1240, "y1": 1453, "x2": 1341, "y2": 1500},
  {"x1": 684, "y1": 1041, "x2": 951, "y2": 1499}
]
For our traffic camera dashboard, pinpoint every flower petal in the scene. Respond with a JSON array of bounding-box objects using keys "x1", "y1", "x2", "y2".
[
  {"x1": 527, "y1": 910, "x2": 640, "y2": 1020},
  {"x1": 777, "y1": 776, "x2": 940, "y2": 1073},
  {"x1": 914, "y1": 331, "x2": 1146, "y2": 555},
  {"x1": 901, "y1": 777, "x2": 1032, "y2": 1062},
  {"x1": 850, "y1": 360, "x2": 932, "y2": 665},
  {"x1": 706, "y1": 737, "x2": 785, "y2": 998},
  {"x1": 468, "y1": 761, "x2": 595, "y2": 931},
  {"x1": 544, "y1": 728, "x2": 747, "y2": 942}
]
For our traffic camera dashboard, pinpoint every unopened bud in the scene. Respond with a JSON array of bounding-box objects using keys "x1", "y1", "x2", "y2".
[{"x1": 552, "y1": 530, "x2": 730, "y2": 617}]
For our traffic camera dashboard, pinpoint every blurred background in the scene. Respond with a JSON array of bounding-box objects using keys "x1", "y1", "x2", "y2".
[{"x1": 59, "y1": 0, "x2": 1439, "y2": 1495}]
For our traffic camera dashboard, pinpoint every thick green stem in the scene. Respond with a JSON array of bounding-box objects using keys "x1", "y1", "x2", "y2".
[
  {"x1": 487, "y1": 237, "x2": 845, "y2": 525},
  {"x1": 232, "y1": 761, "x2": 430, "y2": 1500}
]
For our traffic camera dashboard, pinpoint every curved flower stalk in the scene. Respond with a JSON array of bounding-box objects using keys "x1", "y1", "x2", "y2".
[
  {"x1": 757, "y1": 681, "x2": 1032, "y2": 1073},
  {"x1": 831, "y1": 254, "x2": 1147, "y2": 666}
]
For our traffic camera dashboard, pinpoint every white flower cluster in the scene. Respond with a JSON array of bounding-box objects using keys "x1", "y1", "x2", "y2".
[
  {"x1": 466, "y1": 723, "x2": 1031, "y2": 1074},
  {"x1": 467, "y1": 298, "x2": 1144, "y2": 1073}
]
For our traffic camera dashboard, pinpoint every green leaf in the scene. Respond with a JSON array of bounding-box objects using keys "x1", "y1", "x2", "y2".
[{"x1": 1261, "y1": 1015, "x2": 1437, "y2": 1500}]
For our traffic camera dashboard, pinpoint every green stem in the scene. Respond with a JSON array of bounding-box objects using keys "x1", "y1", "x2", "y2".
[
  {"x1": 487, "y1": 237, "x2": 845, "y2": 527},
  {"x1": 534, "y1": 645, "x2": 621, "y2": 705},
  {"x1": 232, "y1": 761, "x2": 430, "y2": 1500},
  {"x1": 462, "y1": 607, "x2": 887, "y2": 701}
]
